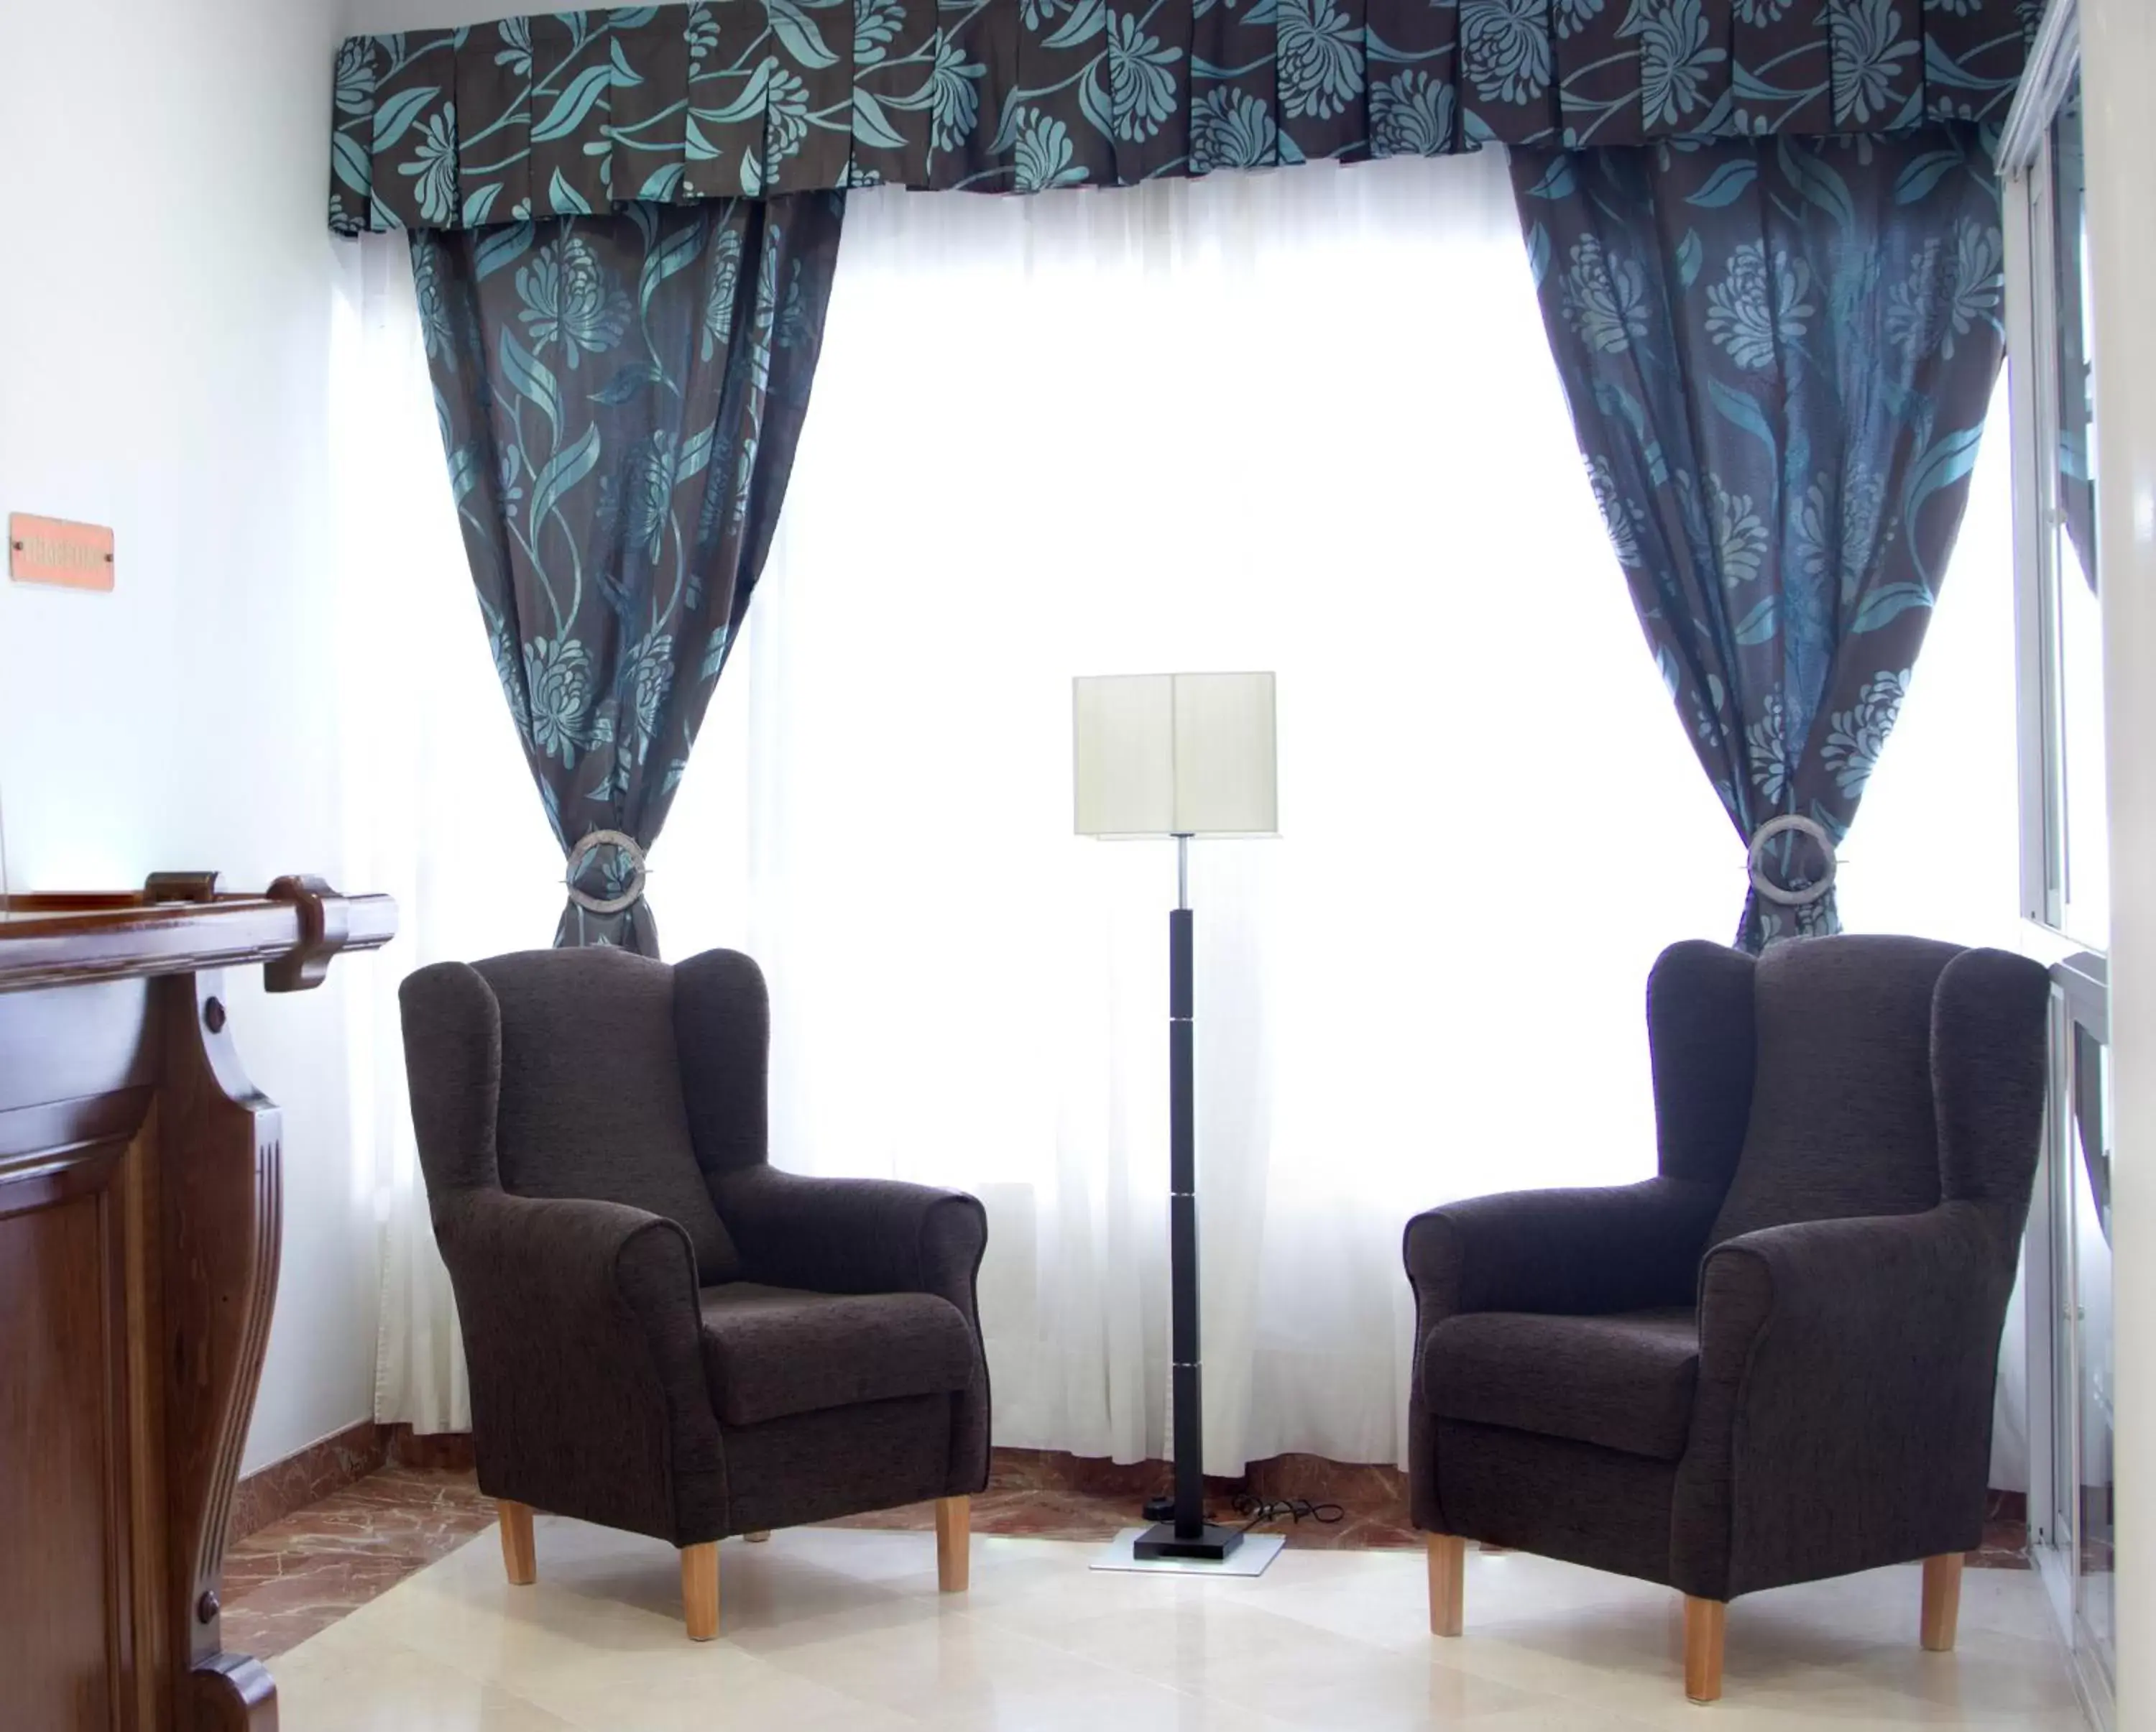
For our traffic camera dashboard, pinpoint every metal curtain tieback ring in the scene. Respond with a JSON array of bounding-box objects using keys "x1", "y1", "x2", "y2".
[
  {"x1": 1746, "y1": 813, "x2": 1838, "y2": 908},
  {"x1": 564, "y1": 829, "x2": 648, "y2": 915}
]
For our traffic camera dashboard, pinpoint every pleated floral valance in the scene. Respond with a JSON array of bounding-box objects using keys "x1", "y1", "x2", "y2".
[{"x1": 329, "y1": 0, "x2": 2035, "y2": 232}]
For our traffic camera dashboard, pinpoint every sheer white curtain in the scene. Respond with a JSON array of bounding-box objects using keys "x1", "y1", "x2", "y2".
[
  {"x1": 331, "y1": 236, "x2": 563, "y2": 1434},
  {"x1": 348, "y1": 149, "x2": 2025, "y2": 1479},
  {"x1": 665, "y1": 150, "x2": 1739, "y2": 1473}
]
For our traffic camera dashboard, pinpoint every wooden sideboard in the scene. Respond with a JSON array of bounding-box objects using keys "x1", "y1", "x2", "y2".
[{"x1": 0, "y1": 874, "x2": 395, "y2": 1732}]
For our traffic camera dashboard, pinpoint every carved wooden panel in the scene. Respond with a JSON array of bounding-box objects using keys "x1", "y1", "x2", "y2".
[
  {"x1": 0, "y1": 1139, "x2": 138, "y2": 1731},
  {"x1": 0, "y1": 877, "x2": 396, "y2": 1732}
]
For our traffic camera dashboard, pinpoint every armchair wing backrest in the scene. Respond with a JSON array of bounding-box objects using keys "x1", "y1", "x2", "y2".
[
  {"x1": 1708, "y1": 936, "x2": 1953, "y2": 1245},
  {"x1": 1646, "y1": 940, "x2": 1759, "y2": 1194},
  {"x1": 402, "y1": 946, "x2": 765, "y2": 1283},
  {"x1": 673, "y1": 947, "x2": 772, "y2": 1178},
  {"x1": 1702, "y1": 935, "x2": 2047, "y2": 1255}
]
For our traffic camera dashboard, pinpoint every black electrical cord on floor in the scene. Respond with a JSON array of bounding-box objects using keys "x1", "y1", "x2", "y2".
[{"x1": 1230, "y1": 1491, "x2": 1345, "y2": 1534}]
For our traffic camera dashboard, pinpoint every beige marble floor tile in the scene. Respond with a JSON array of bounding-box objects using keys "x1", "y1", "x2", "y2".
[
  {"x1": 1399, "y1": 1558, "x2": 2083, "y2": 1731},
  {"x1": 262, "y1": 1519, "x2": 2078, "y2": 1731},
  {"x1": 272, "y1": 1635, "x2": 582, "y2": 1732}
]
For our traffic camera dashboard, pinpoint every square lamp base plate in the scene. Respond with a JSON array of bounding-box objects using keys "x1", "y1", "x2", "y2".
[{"x1": 1089, "y1": 1526, "x2": 1285, "y2": 1577}]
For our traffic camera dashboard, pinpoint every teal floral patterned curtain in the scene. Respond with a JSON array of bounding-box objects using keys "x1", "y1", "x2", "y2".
[
  {"x1": 415, "y1": 193, "x2": 844, "y2": 949},
  {"x1": 328, "y1": 1, "x2": 2035, "y2": 231},
  {"x1": 1512, "y1": 126, "x2": 2004, "y2": 949}
]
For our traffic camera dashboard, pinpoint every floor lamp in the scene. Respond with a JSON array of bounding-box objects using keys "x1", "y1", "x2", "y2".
[{"x1": 1073, "y1": 671, "x2": 1278, "y2": 1563}]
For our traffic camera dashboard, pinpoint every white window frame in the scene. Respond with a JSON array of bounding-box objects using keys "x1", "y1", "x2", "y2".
[
  {"x1": 2003, "y1": 1, "x2": 2101, "y2": 944},
  {"x1": 2001, "y1": 6, "x2": 2115, "y2": 1725}
]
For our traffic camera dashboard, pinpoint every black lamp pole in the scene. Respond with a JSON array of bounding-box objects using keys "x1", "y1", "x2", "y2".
[{"x1": 1133, "y1": 834, "x2": 1242, "y2": 1562}]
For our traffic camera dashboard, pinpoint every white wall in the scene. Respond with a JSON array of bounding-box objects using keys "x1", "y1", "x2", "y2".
[
  {"x1": 0, "y1": 0, "x2": 374, "y2": 1474},
  {"x1": 2084, "y1": 1, "x2": 2155, "y2": 1722}
]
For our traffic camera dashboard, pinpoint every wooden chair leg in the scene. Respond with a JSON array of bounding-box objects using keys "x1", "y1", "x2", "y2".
[
  {"x1": 497, "y1": 1499, "x2": 536, "y2": 1586},
  {"x1": 936, "y1": 1496, "x2": 970, "y2": 1593},
  {"x1": 1426, "y1": 1534, "x2": 1465, "y2": 1637},
  {"x1": 1921, "y1": 1553, "x2": 1964, "y2": 1652},
  {"x1": 743, "y1": 1530, "x2": 771, "y2": 1543},
  {"x1": 681, "y1": 1542, "x2": 720, "y2": 1641},
  {"x1": 1683, "y1": 1597, "x2": 1726, "y2": 1704}
]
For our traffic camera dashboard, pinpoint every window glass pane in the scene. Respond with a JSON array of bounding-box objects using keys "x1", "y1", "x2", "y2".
[
  {"x1": 2070, "y1": 1023, "x2": 2114, "y2": 1683},
  {"x1": 2052, "y1": 80, "x2": 2109, "y2": 944}
]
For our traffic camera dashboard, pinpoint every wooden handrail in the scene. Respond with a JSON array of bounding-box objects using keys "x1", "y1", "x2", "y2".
[{"x1": 0, "y1": 875, "x2": 396, "y2": 994}]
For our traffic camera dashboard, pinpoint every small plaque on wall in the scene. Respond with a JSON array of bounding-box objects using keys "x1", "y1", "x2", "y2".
[{"x1": 9, "y1": 513, "x2": 114, "y2": 591}]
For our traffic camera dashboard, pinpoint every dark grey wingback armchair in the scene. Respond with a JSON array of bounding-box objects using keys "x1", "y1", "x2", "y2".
[
  {"x1": 400, "y1": 946, "x2": 990, "y2": 1639},
  {"x1": 1404, "y1": 935, "x2": 2049, "y2": 1703}
]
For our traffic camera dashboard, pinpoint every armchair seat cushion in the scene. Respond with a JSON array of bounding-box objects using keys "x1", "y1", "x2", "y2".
[
  {"x1": 698, "y1": 1282, "x2": 977, "y2": 1427},
  {"x1": 1423, "y1": 1307, "x2": 1699, "y2": 1462}
]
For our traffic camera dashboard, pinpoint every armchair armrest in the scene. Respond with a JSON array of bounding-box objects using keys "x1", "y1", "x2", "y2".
[
  {"x1": 712, "y1": 1166, "x2": 991, "y2": 1502},
  {"x1": 431, "y1": 1189, "x2": 726, "y2": 1545},
  {"x1": 711, "y1": 1166, "x2": 988, "y2": 1321},
  {"x1": 1674, "y1": 1201, "x2": 2014, "y2": 1600},
  {"x1": 1404, "y1": 1176, "x2": 1724, "y2": 1326}
]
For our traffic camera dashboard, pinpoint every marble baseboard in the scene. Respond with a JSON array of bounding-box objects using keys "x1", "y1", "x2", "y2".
[
  {"x1": 260, "y1": 1435, "x2": 2024, "y2": 1565},
  {"x1": 831, "y1": 1447, "x2": 2030, "y2": 1567},
  {"x1": 227, "y1": 1422, "x2": 479, "y2": 1547},
  {"x1": 382, "y1": 1422, "x2": 478, "y2": 1472},
  {"x1": 1980, "y1": 1488, "x2": 2032, "y2": 1571},
  {"x1": 226, "y1": 1420, "x2": 387, "y2": 1546},
  {"x1": 221, "y1": 1465, "x2": 497, "y2": 1660}
]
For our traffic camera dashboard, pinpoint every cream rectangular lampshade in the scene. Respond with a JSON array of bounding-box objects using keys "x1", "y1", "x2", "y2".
[{"x1": 1073, "y1": 672, "x2": 1278, "y2": 837}]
